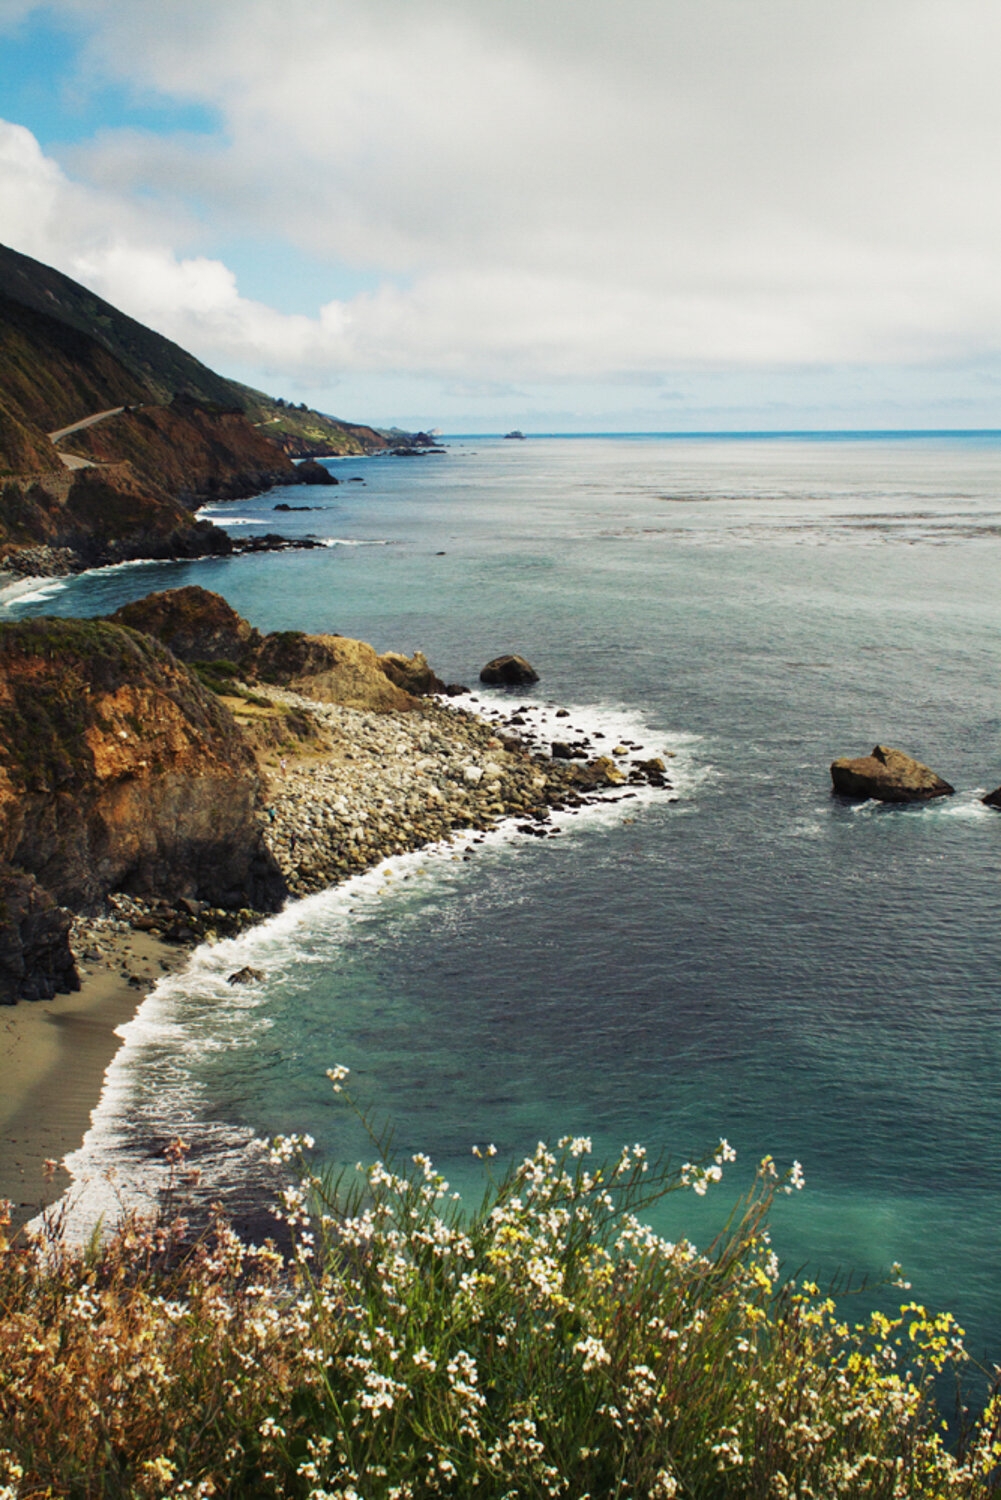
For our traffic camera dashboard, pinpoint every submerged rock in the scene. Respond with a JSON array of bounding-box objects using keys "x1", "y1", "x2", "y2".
[
  {"x1": 227, "y1": 966, "x2": 266, "y2": 986},
  {"x1": 479, "y1": 654, "x2": 539, "y2": 686},
  {"x1": 830, "y1": 745, "x2": 954, "y2": 803}
]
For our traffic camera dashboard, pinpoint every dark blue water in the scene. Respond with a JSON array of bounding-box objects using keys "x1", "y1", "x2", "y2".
[{"x1": 7, "y1": 434, "x2": 1001, "y2": 1365}]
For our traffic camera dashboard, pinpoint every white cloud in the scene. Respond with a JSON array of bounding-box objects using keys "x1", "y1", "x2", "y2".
[{"x1": 3, "y1": 0, "x2": 1001, "y2": 407}]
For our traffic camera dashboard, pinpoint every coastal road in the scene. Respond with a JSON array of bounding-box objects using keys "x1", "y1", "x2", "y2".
[
  {"x1": 48, "y1": 406, "x2": 126, "y2": 443},
  {"x1": 48, "y1": 405, "x2": 126, "y2": 469}
]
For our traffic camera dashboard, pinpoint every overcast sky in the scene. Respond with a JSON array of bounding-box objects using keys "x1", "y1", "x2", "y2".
[{"x1": 2, "y1": 0, "x2": 1000, "y2": 431}]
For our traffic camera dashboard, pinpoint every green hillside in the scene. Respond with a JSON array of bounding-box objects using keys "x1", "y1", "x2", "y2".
[
  {"x1": 0, "y1": 242, "x2": 413, "y2": 462},
  {"x1": 0, "y1": 242, "x2": 237, "y2": 408},
  {"x1": 230, "y1": 381, "x2": 395, "y2": 455}
]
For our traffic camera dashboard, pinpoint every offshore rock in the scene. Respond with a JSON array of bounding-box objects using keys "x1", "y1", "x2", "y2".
[
  {"x1": 227, "y1": 966, "x2": 266, "y2": 986},
  {"x1": 296, "y1": 459, "x2": 339, "y2": 485},
  {"x1": 0, "y1": 867, "x2": 79, "y2": 1003},
  {"x1": 830, "y1": 745, "x2": 954, "y2": 802},
  {"x1": 479, "y1": 654, "x2": 539, "y2": 686},
  {"x1": 981, "y1": 785, "x2": 1001, "y2": 809}
]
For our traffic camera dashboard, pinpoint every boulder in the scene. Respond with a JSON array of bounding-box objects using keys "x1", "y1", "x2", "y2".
[
  {"x1": 378, "y1": 650, "x2": 446, "y2": 697},
  {"x1": 830, "y1": 745, "x2": 954, "y2": 803},
  {"x1": 571, "y1": 757, "x2": 627, "y2": 790},
  {"x1": 551, "y1": 742, "x2": 585, "y2": 760},
  {"x1": 0, "y1": 867, "x2": 79, "y2": 1003},
  {"x1": 227, "y1": 966, "x2": 265, "y2": 986},
  {"x1": 982, "y1": 786, "x2": 1001, "y2": 809},
  {"x1": 479, "y1": 655, "x2": 539, "y2": 687}
]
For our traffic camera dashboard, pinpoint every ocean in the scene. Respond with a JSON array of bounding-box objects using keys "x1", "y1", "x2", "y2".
[{"x1": 6, "y1": 432, "x2": 1001, "y2": 1368}]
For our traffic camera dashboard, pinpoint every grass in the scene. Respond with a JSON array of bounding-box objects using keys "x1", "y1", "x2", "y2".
[{"x1": 1, "y1": 1076, "x2": 998, "y2": 1498}]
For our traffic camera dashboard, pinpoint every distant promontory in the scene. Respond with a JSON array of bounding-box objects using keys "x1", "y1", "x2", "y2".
[{"x1": 0, "y1": 241, "x2": 432, "y2": 580}]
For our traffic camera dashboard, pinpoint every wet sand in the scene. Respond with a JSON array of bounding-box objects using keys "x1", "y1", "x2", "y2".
[{"x1": 0, "y1": 931, "x2": 185, "y2": 1230}]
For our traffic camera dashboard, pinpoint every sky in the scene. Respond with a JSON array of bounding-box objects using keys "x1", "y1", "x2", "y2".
[{"x1": 1, "y1": 0, "x2": 1001, "y2": 433}]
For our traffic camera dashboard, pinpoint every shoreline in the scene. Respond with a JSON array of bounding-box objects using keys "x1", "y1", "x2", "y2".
[
  {"x1": 0, "y1": 691, "x2": 676, "y2": 1232},
  {"x1": 0, "y1": 929, "x2": 187, "y2": 1231}
]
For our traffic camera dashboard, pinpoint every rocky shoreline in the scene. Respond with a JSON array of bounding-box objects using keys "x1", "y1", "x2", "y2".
[{"x1": 99, "y1": 685, "x2": 677, "y2": 947}]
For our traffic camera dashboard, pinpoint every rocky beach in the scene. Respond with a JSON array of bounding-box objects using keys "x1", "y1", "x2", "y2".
[{"x1": 0, "y1": 624, "x2": 676, "y2": 1229}]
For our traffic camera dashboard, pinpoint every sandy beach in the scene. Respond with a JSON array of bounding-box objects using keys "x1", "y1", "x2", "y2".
[{"x1": 0, "y1": 930, "x2": 186, "y2": 1230}]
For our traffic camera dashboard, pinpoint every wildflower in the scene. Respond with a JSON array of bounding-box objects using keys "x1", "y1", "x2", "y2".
[
  {"x1": 327, "y1": 1063, "x2": 350, "y2": 1093},
  {"x1": 784, "y1": 1159, "x2": 805, "y2": 1193},
  {"x1": 574, "y1": 1335, "x2": 611, "y2": 1371},
  {"x1": 142, "y1": 1456, "x2": 178, "y2": 1485}
]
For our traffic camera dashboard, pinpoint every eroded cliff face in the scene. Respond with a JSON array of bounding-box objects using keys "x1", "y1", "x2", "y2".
[
  {"x1": 0, "y1": 619, "x2": 285, "y2": 998},
  {"x1": 0, "y1": 590, "x2": 447, "y2": 1000},
  {"x1": 65, "y1": 399, "x2": 300, "y2": 504}
]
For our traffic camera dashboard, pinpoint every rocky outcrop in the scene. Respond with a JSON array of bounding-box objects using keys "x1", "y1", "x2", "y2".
[
  {"x1": 110, "y1": 588, "x2": 443, "y2": 714},
  {"x1": 0, "y1": 463, "x2": 234, "y2": 576},
  {"x1": 0, "y1": 618, "x2": 286, "y2": 921},
  {"x1": 378, "y1": 650, "x2": 446, "y2": 697},
  {"x1": 109, "y1": 587, "x2": 261, "y2": 666},
  {"x1": 256, "y1": 632, "x2": 418, "y2": 712},
  {"x1": 480, "y1": 655, "x2": 539, "y2": 686},
  {"x1": 830, "y1": 745, "x2": 954, "y2": 802},
  {"x1": 0, "y1": 867, "x2": 79, "y2": 1003},
  {"x1": 981, "y1": 786, "x2": 1001, "y2": 809},
  {"x1": 296, "y1": 460, "x2": 339, "y2": 485},
  {"x1": 571, "y1": 756, "x2": 627, "y2": 790}
]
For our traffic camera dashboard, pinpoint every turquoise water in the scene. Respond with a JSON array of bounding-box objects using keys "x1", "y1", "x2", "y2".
[{"x1": 7, "y1": 433, "x2": 1001, "y2": 1366}]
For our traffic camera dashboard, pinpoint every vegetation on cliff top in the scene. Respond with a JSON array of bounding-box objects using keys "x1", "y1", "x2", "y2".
[
  {"x1": 0, "y1": 242, "x2": 237, "y2": 411},
  {"x1": 1, "y1": 1078, "x2": 998, "y2": 1497},
  {"x1": 0, "y1": 617, "x2": 240, "y2": 793},
  {"x1": 230, "y1": 382, "x2": 396, "y2": 458}
]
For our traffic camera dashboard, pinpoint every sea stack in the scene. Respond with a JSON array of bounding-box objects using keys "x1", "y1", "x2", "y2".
[{"x1": 830, "y1": 745, "x2": 954, "y2": 802}]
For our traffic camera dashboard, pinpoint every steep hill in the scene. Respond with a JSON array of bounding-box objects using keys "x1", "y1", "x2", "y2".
[
  {"x1": 0, "y1": 243, "x2": 242, "y2": 408},
  {"x1": 0, "y1": 242, "x2": 419, "y2": 460},
  {"x1": 0, "y1": 242, "x2": 410, "y2": 575}
]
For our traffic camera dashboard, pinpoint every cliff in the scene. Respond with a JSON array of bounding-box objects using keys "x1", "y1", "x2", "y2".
[
  {"x1": 0, "y1": 241, "x2": 426, "y2": 579},
  {"x1": 1, "y1": 467, "x2": 234, "y2": 571},
  {"x1": 0, "y1": 588, "x2": 452, "y2": 1001},
  {"x1": 0, "y1": 616, "x2": 286, "y2": 999}
]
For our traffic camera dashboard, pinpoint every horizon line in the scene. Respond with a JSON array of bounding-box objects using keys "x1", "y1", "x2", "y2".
[{"x1": 438, "y1": 427, "x2": 1001, "y2": 440}]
